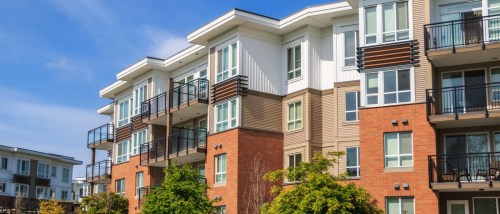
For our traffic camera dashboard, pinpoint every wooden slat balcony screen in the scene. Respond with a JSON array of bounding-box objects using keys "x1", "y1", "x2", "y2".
[
  {"x1": 357, "y1": 40, "x2": 418, "y2": 71},
  {"x1": 211, "y1": 75, "x2": 248, "y2": 104}
]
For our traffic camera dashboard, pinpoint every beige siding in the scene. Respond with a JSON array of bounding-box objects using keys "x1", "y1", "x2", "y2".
[
  {"x1": 241, "y1": 93, "x2": 282, "y2": 133},
  {"x1": 322, "y1": 91, "x2": 336, "y2": 143},
  {"x1": 414, "y1": 0, "x2": 432, "y2": 102},
  {"x1": 310, "y1": 93, "x2": 322, "y2": 143}
]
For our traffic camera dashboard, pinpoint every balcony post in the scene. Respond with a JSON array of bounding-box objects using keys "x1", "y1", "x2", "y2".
[
  {"x1": 454, "y1": 87, "x2": 459, "y2": 120},
  {"x1": 428, "y1": 156, "x2": 433, "y2": 188},
  {"x1": 452, "y1": 21, "x2": 456, "y2": 53}
]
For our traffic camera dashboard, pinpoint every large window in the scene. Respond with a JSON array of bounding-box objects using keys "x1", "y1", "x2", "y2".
[
  {"x1": 215, "y1": 99, "x2": 237, "y2": 132},
  {"x1": 131, "y1": 129, "x2": 146, "y2": 155},
  {"x1": 51, "y1": 165, "x2": 57, "y2": 178},
  {"x1": 473, "y1": 197, "x2": 500, "y2": 214},
  {"x1": 287, "y1": 44, "x2": 302, "y2": 80},
  {"x1": 384, "y1": 132, "x2": 413, "y2": 168},
  {"x1": 345, "y1": 91, "x2": 360, "y2": 121},
  {"x1": 217, "y1": 43, "x2": 238, "y2": 83},
  {"x1": 15, "y1": 184, "x2": 28, "y2": 198},
  {"x1": 386, "y1": 197, "x2": 414, "y2": 214},
  {"x1": 118, "y1": 99, "x2": 131, "y2": 127},
  {"x1": 134, "y1": 85, "x2": 147, "y2": 115},
  {"x1": 37, "y1": 162, "x2": 50, "y2": 178},
  {"x1": 1, "y1": 157, "x2": 7, "y2": 170},
  {"x1": 382, "y1": 2, "x2": 409, "y2": 43},
  {"x1": 344, "y1": 31, "x2": 358, "y2": 66},
  {"x1": 287, "y1": 153, "x2": 302, "y2": 182},
  {"x1": 287, "y1": 101, "x2": 302, "y2": 131},
  {"x1": 116, "y1": 179, "x2": 125, "y2": 196},
  {"x1": 62, "y1": 168, "x2": 70, "y2": 183},
  {"x1": 365, "y1": 69, "x2": 411, "y2": 105},
  {"x1": 36, "y1": 187, "x2": 50, "y2": 200},
  {"x1": 61, "y1": 190, "x2": 69, "y2": 201},
  {"x1": 365, "y1": 6, "x2": 377, "y2": 44},
  {"x1": 346, "y1": 147, "x2": 360, "y2": 178},
  {"x1": 16, "y1": 159, "x2": 29, "y2": 176},
  {"x1": 215, "y1": 154, "x2": 227, "y2": 184},
  {"x1": 136, "y1": 172, "x2": 143, "y2": 196},
  {"x1": 116, "y1": 140, "x2": 130, "y2": 163}
]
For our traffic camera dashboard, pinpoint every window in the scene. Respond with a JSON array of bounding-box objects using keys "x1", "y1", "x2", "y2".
[
  {"x1": 132, "y1": 130, "x2": 146, "y2": 155},
  {"x1": 215, "y1": 99, "x2": 237, "y2": 132},
  {"x1": 199, "y1": 69, "x2": 208, "y2": 79},
  {"x1": 215, "y1": 206, "x2": 227, "y2": 214},
  {"x1": 287, "y1": 101, "x2": 302, "y2": 131},
  {"x1": 217, "y1": 43, "x2": 238, "y2": 82},
  {"x1": 51, "y1": 166, "x2": 57, "y2": 178},
  {"x1": 116, "y1": 179, "x2": 125, "y2": 196},
  {"x1": 346, "y1": 147, "x2": 360, "y2": 178},
  {"x1": 287, "y1": 45, "x2": 302, "y2": 80},
  {"x1": 15, "y1": 184, "x2": 28, "y2": 198},
  {"x1": 344, "y1": 31, "x2": 358, "y2": 66},
  {"x1": 37, "y1": 162, "x2": 50, "y2": 178},
  {"x1": 365, "y1": 69, "x2": 411, "y2": 105},
  {"x1": 473, "y1": 197, "x2": 500, "y2": 214},
  {"x1": 386, "y1": 197, "x2": 414, "y2": 214},
  {"x1": 215, "y1": 154, "x2": 227, "y2": 184},
  {"x1": 492, "y1": 68, "x2": 500, "y2": 102},
  {"x1": 16, "y1": 159, "x2": 29, "y2": 176},
  {"x1": 384, "y1": 132, "x2": 413, "y2": 168},
  {"x1": 36, "y1": 187, "x2": 50, "y2": 200},
  {"x1": 365, "y1": 6, "x2": 377, "y2": 44},
  {"x1": 50, "y1": 189, "x2": 56, "y2": 198},
  {"x1": 62, "y1": 168, "x2": 70, "y2": 183},
  {"x1": 287, "y1": 153, "x2": 302, "y2": 182},
  {"x1": 116, "y1": 140, "x2": 130, "y2": 163},
  {"x1": 1, "y1": 157, "x2": 7, "y2": 170},
  {"x1": 134, "y1": 85, "x2": 147, "y2": 115},
  {"x1": 345, "y1": 91, "x2": 360, "y2": 121},
  {"x1": 199, "y1": 165, "x2": 205, "y2": 178},
  {"x1": 118, "y1": 99, "x2": 131, "y2": 127},
  {"x1": 136, "y1": 172, "x2": 143, "y2": 196},
  {"x1": 382, "y1": 2, "x2": 409, "y2": 42},
  {"x1": 0, "y1": 183, "x2": 5, "y2": 192},
  {"x1": 61, "y1": 190, "x2": 69, "y2": 201}
]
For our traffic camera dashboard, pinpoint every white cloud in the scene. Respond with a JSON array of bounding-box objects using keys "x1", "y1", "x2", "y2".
[
  {"x1": 142, "y1": 26, "x2": 191, "y2": 59},
  {"x1": 45, "y1": 58, "x2": 94, "y2": 82},
  {"x1": 0, "y1": 86, "x2": 108, "y2": 177}
]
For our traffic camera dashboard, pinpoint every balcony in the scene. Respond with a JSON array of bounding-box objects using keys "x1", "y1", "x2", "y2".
[
  {"x1": 429, "y1": 152, "x2": 500, "y2": 191},
  {"x1": 141, "y1": 92, "x2": 168, "y2": 125},
  {"x1": 426, "y1": 82, "x2": 500, "y2": 128},
  {"x1": 139, "y1": 138, "x2": 167, "y2": 167},
  {"x1": 424, "y1": 14, "x2": 500, "y2": 67},
  {"x1": 35, "y1": 177, "x2": 50, "y2": 187},
  {"x1": 86, "y1": 160, "x2": 111, "y2": 183},
  {"x1": 87, "y1": 123, "x2": 114, "y2": 150},
  {"x1": 169, "y1": 79, "x2": 209, "y2": 124},
  {"x1": 13, "y1": 174, "x2": 30, "y2": 184},
  {"x1": 168, "y1": 128, "x2": 207, "y2": 165}
]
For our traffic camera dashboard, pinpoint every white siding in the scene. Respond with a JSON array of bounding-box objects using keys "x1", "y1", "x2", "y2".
[
  {"x1": 320, "y1": 28, "x2": 335, "y2": 90},
  {"x1": 309, "y1": 33, "x2": 322, "y2": 90},
  {"x1": 170, "y1": 56, "x2": 208, "y2": 82},
  {"x1": 333, "y1": 15, "x2": 361, "y2": 83},
  {"x1": 283, "y1": 35, "x2": 308, "y2": 94},
  {"x1": 152, "y1": 70, "x2": 168, "y2": 96}
]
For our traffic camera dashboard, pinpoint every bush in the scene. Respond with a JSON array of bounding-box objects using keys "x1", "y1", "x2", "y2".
[
  {"x1": 39, "y1": 198, "x2": 64, "y2": 214},
  {"x1": 80, "y1": 192, "x2": 128, "y2": 214}
]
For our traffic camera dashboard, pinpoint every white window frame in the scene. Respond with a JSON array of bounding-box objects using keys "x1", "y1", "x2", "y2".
[
  {"x1": 36, "y1": 186, "x2": 50, "y2": 200},
  {"x1": 0, "y1": 157, "x2": 7, "y2": 170},
  {"x1": 118, "y1": 98, "x2": 132, "y2": 127},
  {"x1": 116, "y1": 140, "x2": 130, "y2": 163},
  {"x1": 287, "y1": 101, "x2": 303, "y2": 132},
  {"x1": 136, "y1": 172, "x2": 143, "y2": 196},
  {"x1": 61, "y1": 189, "x2": 69, "y2": 201},
  {"x1": 216, "y1": 42, "x2": 238, "y2": 83},
  {"x1": 381, "y1": 1, "x2": 410, "y2": 43},
  {"x1": 386, "y1": 197, "x2": 415, "y2": 214},
  {"x1": 131, "y1": 129, "x2": 146, "y2": 156},
  {"x1": 16, "y1": 159, "x2": 30, "y2": 176},
  {"x1": 215, "y1": 154, "x2": 227, "y2": 184},
  {"x1": 362, "y1": 68, "x2": 414, "y2": 107},
  {"x1": 15, "y1": 184, "x2": 28, "y2": 198},
  {"x1": 215, "y1": 99, "x2": 238, "y2": 132},
  {"x1": 62, "y1": 168, "x2": 70, "y2": 183},
  {"x1": 0, "y1": 183, "x2": 5, "y2": 193},
  {"x1": 287, "y1": 153, "x2": 302, "y2": 183},
  {"x1": 37, "y1": 162, "x2": 50, "y2": 179},
  {"x1": 346, "y1": 147, "x2": 360, "y2": 178},
  {"x1": 361, "y1": 1, "x2": 412, "y2": 46},
  {"x1": 134, "y1": 83, "x2": 148, "y2": 116},
  {"x1": 447, "y1": 200, "x2": 469, "y2": 214},
  {"x1": 82, "y1": 184, "x2": 89, "y2": 197},
  {"x1": 215, "y1": 206, "x2": 227, "y2": 214},
  {"x1": 287, "y1": 44, "x2": 302, "y2": 81},
  {"x1": 384, "y1": 132, "x2": 413, "y2": 168},
  {"x1": 51, "y1": 165, "x2": 57, "y2": 178},
  {"x1": 116, "y1": 179, "x2": 126, "y2": 196},
  {"x1": 343, "y1": 30, "x2": 358, "y2": 67},
  {"x1": 345, "y1": 91, "x2": 360, "y2": 122}
]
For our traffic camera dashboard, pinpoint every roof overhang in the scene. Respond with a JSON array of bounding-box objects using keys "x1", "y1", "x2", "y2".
[
  {"x1": 116, "y1": 57, "x2": 165, "y2": 81},
  {"x1": 164, "y1": 45, "x2": 208, "y2": 71},
  {"x1": 97, "y1": 103, "x2": 114, "y2": 115},
  {"x1": 99, "y1": 80, "x2": 132, "y2": 99},
  {"x1": 0, "y1": 145, "x2": 83, "y2": 165}
]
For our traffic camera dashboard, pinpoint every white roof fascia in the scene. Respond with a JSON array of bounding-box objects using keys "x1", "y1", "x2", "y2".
[
  {"x1": 116, "y1": 57, "x2": 164, "y2": 81},
  {"x1": 279, "y1": 1, "x2": 353, "y2": 28},
  {"x1": 0, "y1": 145, "x2": 83, "y2": 165},
  {"x1": 97, "y1": 103, "x2": 114, "y2": 115},
  {"x1": 99, "y1": 80, "x2": 128, "y2": 98}
]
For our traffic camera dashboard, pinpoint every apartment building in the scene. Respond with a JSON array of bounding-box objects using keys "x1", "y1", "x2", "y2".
[
  {"x1": 0, "y1": 145, "x2": 82, "y2": 211},
  {"x1": 72, "y1": 177, "x2": 107, "y2": 204}
]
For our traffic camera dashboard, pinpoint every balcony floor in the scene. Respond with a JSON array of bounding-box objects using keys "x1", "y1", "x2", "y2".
[
  {"x1": 427, "y1": 42, "x2": 500, "y2": 67},
  {"x1": 431, "y1": 181, "x2": 500, "y2": 192}
]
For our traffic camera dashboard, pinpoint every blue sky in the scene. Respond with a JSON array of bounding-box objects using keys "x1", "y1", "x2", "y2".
[{"x1": 0, "y1": 0, "x2": 333, "y2": 178}]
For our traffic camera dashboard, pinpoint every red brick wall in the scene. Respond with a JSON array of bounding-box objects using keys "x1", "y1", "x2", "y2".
[
  {"x1": 206, "y1": 128, "x2": 283, "y2": 214},
  {"x1": 359, "y1": 103, "x2": 439, "y2": 213},
  {"x1": 110, "y1": 155, "x2": 154, "y2": 214}
]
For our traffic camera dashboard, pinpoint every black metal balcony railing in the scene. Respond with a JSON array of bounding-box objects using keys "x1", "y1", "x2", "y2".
[
  {"x1": 169, "y1": 128, "x2": 207, "y2": 156},
  {"x1": 424, "y1": 14, "x2": 500, "y2": 53},
  {"x1": 87, "y1": 123, "x2": 114, "y2": 148},
  {"x1": 426, "y1": 82, "x2": 500, "y2": 118},
  {"x1": 13, "y1": 174, "x2": 30, "y2": 184},
  {"x1": 141, "y1": 92, "x2": 167, "y2": 120},
  {"x1": 86, "y1": 160, "x2": 112, "y2": 182},
  {"x1": 139, "y1": 138, "x2": 167, "y2": 165},
  {"x1": 170, "y1": 79, "x2": 209, "y2": 109},
  {"x1": 137, "y1": 186, "x2": 149, "y2": 209},
  {"x1": 429, "y1": 152, "x2": 500, "y2": 187}
]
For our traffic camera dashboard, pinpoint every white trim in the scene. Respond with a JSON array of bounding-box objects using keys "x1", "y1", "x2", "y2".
[
  {"x1": 447, "y1": 200, "x2": 469, "y2": 214},
  {"x1": 384, "y1": 132, "x2": 413, "y2": 168},
  {"x1": 214, "y1": 98, "x2": 239, "y2": 133},
  {"x1": 215, "y1": 154, "x2": 227, "y2": 184},
  {"x1": 346, "y1": 146, "x2": 360, "y2": 178},
  {"x1": 287, "y1": 101, "x2": 303, "y2": 132}
]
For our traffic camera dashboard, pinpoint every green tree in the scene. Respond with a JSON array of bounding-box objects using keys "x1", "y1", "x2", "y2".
[
  {"x1": 39, "y1": 198, "x2": 64, "y2": 214},
  {"x1": 80, "y1": 192, "x2": 128, "y2": 214},
  {"x1": 261, "y1": 152, "x2": 382, "y2": 214},
  {"x1": 141, "y1": 163, "x2": 218, "y2": 214}
]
